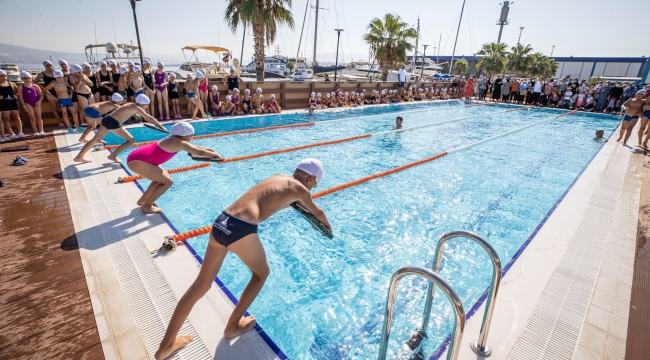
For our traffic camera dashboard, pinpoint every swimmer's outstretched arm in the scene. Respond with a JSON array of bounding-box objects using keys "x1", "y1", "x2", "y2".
[
  {"x1": 296, "y1": 187, "x2": 332, "y2": 232},
  {"x1": 133, "y1": 105, "x2": 165, "y2": 129},
  {"x1": 179, "y1": 142, "x2": 223, "y2": 159}
]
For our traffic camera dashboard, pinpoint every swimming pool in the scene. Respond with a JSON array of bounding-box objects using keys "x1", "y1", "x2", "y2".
[{"x1": 114, "y1": 102, "x2": 619, "y2": 359}]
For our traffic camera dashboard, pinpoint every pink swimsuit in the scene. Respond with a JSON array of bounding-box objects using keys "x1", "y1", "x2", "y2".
[
  {"x1": 126, "y1": 140, "x2": 177, "y2": 166},
  {"x1": 198, "y1": 78, "x2": 208, "y2": 93}
]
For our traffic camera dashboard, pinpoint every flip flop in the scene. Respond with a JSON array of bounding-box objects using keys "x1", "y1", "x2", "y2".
[
  {"x1": 16, "y1": 156, "x2": 28, "y2": 163},
  {"x1": 1, "y1": 145, "x2": 32, "y2": 152},
  {"x1": 11, "y1": 158, "x2": 25, "y2": 166},
  {"x1": 53, "y1": 171, "x2": 63, "y2": 179},
  {"x1": 0, "y1": 180, "x2": 5, "y2": 187}
]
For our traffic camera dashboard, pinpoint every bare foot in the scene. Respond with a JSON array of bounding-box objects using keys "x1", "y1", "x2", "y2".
[
  {"x1": 137, "y1": 197, "x2": 147, "y2": 206},
  {"x1": 107, "y1": 154, "x2": 122, "y2": 163},
  {"x1": 79, "y1": 138, "x2": 88, "y2": 143},
  {"x1": 73, "y1": 156, "x2": 92, "y2": 163},
  {"x1": 621, "y1": 142, "x2": 627, "y2": 146},
  {"x1": 141, "y1": 205, "x2": 163, "y2": 213},
  {"x1": 223, "y1": 316, "x2": 257, "y2": 339},
  {"x1": 154, "y1": 335, "x2": 194, "y2": 360}
]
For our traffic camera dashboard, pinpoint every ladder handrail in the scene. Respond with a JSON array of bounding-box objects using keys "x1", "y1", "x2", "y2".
[
  {"x1": 377, "y1": 266, "x2": 466, "y2": 360},
  {"x1": 421, "y1": 230, "x2": 502, "y2": 357}
]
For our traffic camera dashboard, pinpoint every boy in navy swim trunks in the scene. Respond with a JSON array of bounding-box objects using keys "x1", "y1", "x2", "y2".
[
  {"x1": 77, "y1": 93, "x2": 124, "y2": 143},
  {"x1": 616, "y1": 90, "x2": 646, "y2": 146},
  {"x1": 154, "y1": 158, "x2": 332, "y2": 360},
  {"x1": 44, "y1": 70, "x2": 76, "y2": 132}
]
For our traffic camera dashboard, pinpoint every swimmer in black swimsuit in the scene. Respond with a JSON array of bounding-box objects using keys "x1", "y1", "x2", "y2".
[
  {"x1": 222, "y1": 66, "x2": 243, "y2": 95},
  {"x1": 34, "y1": 60, "x2": 63, "y2": 125},
  {"x1": 154, "y1": 158, "x2": 331, "y2": 360}
]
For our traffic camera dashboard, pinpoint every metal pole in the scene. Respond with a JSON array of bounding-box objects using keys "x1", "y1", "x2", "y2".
[
  {"x1": 551, "y1": 45, "x2": 556, "y2": 57},
  {"x1": 517, "y1": 26, "x2": 525, "y2": 45},
  {"x1": 437, "y1": 33, "x2": 441, "y2": 66},
  {"x1": 449, "y1": 0, "x2": 466, "y2": 75},
  {"x1": 421, "y1": 45, "x2": 428, "y2": 79},
  {"x1": 240, "y1": 25, "x2": 246, "y2": 65},
  {"x1": 130, "y1": 0, "x2": 145, "y2": 66},
  {"x1": 312, "y1": 0, "x2": 320, "y2": 65},
  {"x1": 334, "y1": 29, "x2": 343, "y2": 81},
  {"x1": 421, "y1": 231, "x2": 502, "y2": 357},
  {"x1": 496, "y1": 24, "x2": 504, "y2": 44},
  {"x1": 377, "y1": 267, "x2": 465, "y2": 360}
]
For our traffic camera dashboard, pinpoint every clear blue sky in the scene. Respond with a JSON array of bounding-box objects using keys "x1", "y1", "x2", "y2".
[{"x1": 1, "y1": 0, "x2": 648, "y2": 63}]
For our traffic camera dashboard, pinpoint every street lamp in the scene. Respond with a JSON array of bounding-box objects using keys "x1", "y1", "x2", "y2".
[
  {"x1": 551, "y1": 45, "x2": 556, "y2": 57},
  {"x1": 517, "y1": 26, "x2": 525, "y2": 44},
  {"x1": 129, "y1": 0, "x2": 145, "y2": 66},
  {"x1": 421, "y1": 45, "x2": 429, "y2": 79},
  {"x1": 334, "y1": 29, "x2": 344, "y2": 81}
]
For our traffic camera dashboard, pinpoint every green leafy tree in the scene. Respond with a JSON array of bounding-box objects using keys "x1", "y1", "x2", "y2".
[
  {"x1": 287, "y1": 61, "x2": 296, "y2": 74},
  {"x1": 453, "y1": 58, "x2": 469, "y2": 75},
  {"x1": 475, "y1": 42, "x2": 509, "y2": 77},
  {"x1": 225, "y1": 0, "x2": 295, "y2": 81},
  {"x1": 526, "y1": 52, "x2": 549, "y2": 78},
  {"x1": 507, "y1": 43, "x2": 533, "y2": 76},
  {"x1": 542, "y1": 57, "x2": 559, "y2": 78},
  {"x1": 362, "y1": 13, "x2": 418, "y2": 80}
]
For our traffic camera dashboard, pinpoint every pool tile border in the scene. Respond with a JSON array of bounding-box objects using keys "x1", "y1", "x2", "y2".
[{"x1": 429, "y1": 125, "x2": 619, "y2": 359}]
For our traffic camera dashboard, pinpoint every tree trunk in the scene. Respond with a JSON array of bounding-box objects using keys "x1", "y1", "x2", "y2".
[{"x1": 252, "y1": 19, "x2": 265, "y2": 82}]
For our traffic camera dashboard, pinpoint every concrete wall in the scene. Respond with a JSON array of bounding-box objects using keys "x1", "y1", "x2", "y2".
[{"x1": 13, "y1": 80, "x2": 449, "y2": 128}]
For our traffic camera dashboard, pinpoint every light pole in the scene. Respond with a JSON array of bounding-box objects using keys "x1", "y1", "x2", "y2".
[
  {"x1": 421, "y1": 45, "x2": 428, "y2": 79},
  {"x1": 517, "y1": 26, "x2": 524, "y2": 44},
  {"x1": 334, "y1": 29, "x2": 344, "y2": 81},
  {"x1": 129, "y1": 0, "x2": 145, "y2": 66},
  {"x1": 496, "y1": 1, "x2": 512, "y2": 44},
  {"x1": 551, "y1": 45, "x2": 556, "y2": 57}
]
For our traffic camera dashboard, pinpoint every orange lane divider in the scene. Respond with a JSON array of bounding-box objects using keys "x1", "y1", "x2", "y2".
[
  {"x1": 555, "y1": 110, "x2": 577, "y2": 118},
  {"x1": 220, "y1": 134, "x2": 372, "y2": 163},
  {"x1": 104, "y1": 122, "x2": 316, "y2": 149},
  {"x1": 117, "y1": 162, "x2": 211, "y2": 183},
  {"x1": 312, "y1": 152, "x2": 448, "y2": 199}
]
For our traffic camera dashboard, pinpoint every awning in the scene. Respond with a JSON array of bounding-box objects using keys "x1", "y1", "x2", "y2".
[{"x1": 182, "y1": 46, "x2": 229, "y2": 53}]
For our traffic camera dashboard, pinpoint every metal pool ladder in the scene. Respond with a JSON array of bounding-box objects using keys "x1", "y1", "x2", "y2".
[
  {"x1": 424, "y1": 231, "x2": 502, "y2": 357},
  {"x1": 377, "y1": 266, "x2": 465, "y2": 360}
]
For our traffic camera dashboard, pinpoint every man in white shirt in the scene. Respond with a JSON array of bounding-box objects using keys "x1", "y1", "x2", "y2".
[
  {"x1": 533, "y1": 78, "x2": 543, "y2": 105},
  {"x1": 397, "y1": 65, "x2": 407, "y2": 91}
]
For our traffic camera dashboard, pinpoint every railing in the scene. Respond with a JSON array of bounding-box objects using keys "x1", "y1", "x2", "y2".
[
  {"x1": 377, "y1": 266, "x2": 466, "y2": 360},
  {"x1": 422, "y1": 231, "x2": 502, "y2": 357}
]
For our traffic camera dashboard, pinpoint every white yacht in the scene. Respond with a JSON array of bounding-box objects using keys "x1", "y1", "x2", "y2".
[
  {"x1": 84, "y1": 42, "x2": 151, "y2": 69},
  {"x1": 244, "y1": 56, "x2": 290, "y2": 77},
  {"x1": 174, "y1": 45, "x2": 236, "y2": 81},
  {"x1": 0, "y1": 63, "x2": 21, "y2": 82},
  {"x1": 407, "y1": 58, "x2": 443, "y2": 77}
]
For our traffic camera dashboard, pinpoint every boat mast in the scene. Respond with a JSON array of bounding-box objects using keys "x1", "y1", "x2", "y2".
[
  {"x1": 312, "y1": 0, "x2": 319, "y2": 65},
  {"x1": 296, "y1": 0, "x2": 310, "y2": 60},
  {"x1": 449, "y1": 0, "x2": 466, "y2": 75},
  {"x1": 413, "y1": 17, "x2": 419, "y2": 69}
]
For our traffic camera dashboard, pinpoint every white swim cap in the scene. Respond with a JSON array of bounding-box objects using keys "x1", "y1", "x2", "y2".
[
  {"x1": 296, "y1": 158, "x2": 324, "y2": 185},
  {"x1": 0, "y1": 70, "x2": 6, "y2": 76},
  {"x1": 119, "y1": 66, "x2": 128, "y2": 75},
  {"x1": 20, "y1": 70, "x2": 31, "y2": 79},
  {"x1": 53, "y1": 70, "x2": 64, "y2": 78},
  {"x1": 70, "y1": 64, "x2": 82, "y2": 73},
  {"x1": 270, "y1": 94, "x2": 275, "y2": 98},
  {"x1": 143, "y1": 59, "x2": 151, "y2": 64},
  {"x1": 200, "y1": 68, "x2": 206, "y2": 74},
  {"x1": 244, "y1": 89, "x2": 250, "y2": 94},
  {"x1": 157, "y1": 61, "x2": 164, "y2": 67},
  {"x1": 230, "y1": 65, "x2": 235, "y2": 71},
  {"x1": 99, "y1": 61, "x2": 107, "y2": 66},
  {"x1": 311, "y1": 92, "x2": 315, "y2": 96},
  {"x1": 168, "y1": 72, "x2": 176, "y2": 78},
  {"x1": 326, "y1": 93, "x2": 330, "y2": 98},
  {"x1": 317, "y1": 93, "x2": 321, "y2": 96},
  {"x1": 83, "y1": 62, "x2": 91, "y2": 69},
  {"x1": 195, "y1": 71, "x2": 204, "y2": 79},
  {"x1": 345, "y1": 92, "x2": 349, "y2": 95},
  {"x1": 256, "y1": 87, "x2": 262, "y2": 92},
  {"x1": 226, "y1": 95, "x2": 232, "y2": 100},
  {"x1": 331, "y1": 92, "x2": 335, "y2": 95},
  {"x1": 362, "y1": 88, "x2": 366, "y2": 92},
  {"x1": 43, "y1": 60, "x2": 53, "y2": 66},
  {"x1": 133, "y1": 65, "x2": 141, "y2": 72},
  {"x1": 171, "y1": 122, "x2": 195, "y2": 136},
  {"x1": 186, "y1": 73, "x2": 193, "y2": 78},
  {"x1": 212, "y1": 85, "x2": 218, "y2": 91},
  {"x1": 638, "y1": 89, "x2": 647, "y2": 95},
  {"x1": 58, "y1": 59, "x2": 68, "y2": 66},
  {"x1": 136, "y1": 94, "x2": 150, "y2": 105},
  {"x1": 108, "y1": 60, "x2": 117, "y2": 66},
  {"x1": 112, "y1": 93, "x2": 124, "y2": 102},
  {"x1": 126, "y1": 61, "x2": 135, "y2": 67},
  {"x1": 233, "y1": 88, "x2": 239, "y2": 92}
]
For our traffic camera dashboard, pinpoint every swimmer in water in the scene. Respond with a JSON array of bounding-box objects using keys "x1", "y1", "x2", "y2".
[
  {"x1": 126, "y1": 122, "x2": 222, "y2": 213},
  {"x1": 153, "y1": 158, "x2": 331, "y2": 360},
  {"x1": 74, "y1": 94, "x2": 165, "y2": 163}
]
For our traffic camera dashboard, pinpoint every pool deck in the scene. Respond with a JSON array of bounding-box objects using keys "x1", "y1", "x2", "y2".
[{"x1": 3, "y1": 102, "x2": 650, "y2": 359}]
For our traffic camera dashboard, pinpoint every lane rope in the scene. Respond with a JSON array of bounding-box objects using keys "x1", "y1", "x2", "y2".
[{"x1": 117, "y1": 162, "x2": 211, "y2": 183}]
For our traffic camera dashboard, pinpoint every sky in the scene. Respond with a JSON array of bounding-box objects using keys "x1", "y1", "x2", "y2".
[{"x1": 1, "y1": 0, "x2": 649, "y2": 64}]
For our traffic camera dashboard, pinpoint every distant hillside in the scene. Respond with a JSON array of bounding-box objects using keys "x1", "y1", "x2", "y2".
[{"x1": 0, "y1": 43, "x2": 186, "y2": 65}]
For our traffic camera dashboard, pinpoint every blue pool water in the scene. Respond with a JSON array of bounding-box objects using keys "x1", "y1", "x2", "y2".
[{"x1": 115, "y1": 102, "x2": 619, "y2": 359}]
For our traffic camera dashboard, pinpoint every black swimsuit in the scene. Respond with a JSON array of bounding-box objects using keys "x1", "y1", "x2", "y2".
[
  {"x1": 168, "y1": 82, "x2": 179, "y2": 99},
  {"x1": 99, "y1": 70, "x2": 113, "y2": 96},
  {"x1": 143, "y1": 72, "x2": 154, "y2": 91},
  {"x1": 211, "y1": 212, "x2": 258, "y2": 247},
  {"x1": 101, "y1": 115, "x2": 121, "y2": 130},
  {"x1": 227, "y1": 76, "x2": 239, "y2": 91},
  {"x1": 41, "y1": 72, "x2": 57, "y2": 96},
  {"x1": 89, "y1": 74, "x2": 99, "y2": 94},
  {"x1": 0, "y1": 84, "x2": 19, "y2": 111}
]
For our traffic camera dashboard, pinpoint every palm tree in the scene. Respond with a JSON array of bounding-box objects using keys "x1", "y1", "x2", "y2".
[
  {"x1": 475, "y1": 42, "x2": 509, "y2": 77},
  {"x1": 507, "y1": 43, "x2": 533, "y2": 76},
  {"x1": 542, "y1": 57, "x2": 559, "y2": 78},
  {"x1": 224, "y1": 0, "x2": 295, "y2": 81},
  {"x1": 362, "y1": 13, "x2": 418, "y2": 80},
  {"x1": 526, "y1": 52, "x2": 548, "y2": 78},
  {"x1": 453, "y1": 58, "x2": 469, "y2": 75}
]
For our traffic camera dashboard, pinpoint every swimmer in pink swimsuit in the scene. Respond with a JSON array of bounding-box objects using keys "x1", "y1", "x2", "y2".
[
  {"x1": 154, "y1": 62, "x2": 169, "y2": 119},
  {"x1": 126, "y1": 122, "x2": 223, "y2": 213},
  {"x1": 197, "y1": 69, "x2": 210, "y2": 116}
]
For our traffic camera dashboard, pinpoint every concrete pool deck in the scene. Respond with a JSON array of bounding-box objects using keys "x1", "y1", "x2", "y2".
[{"x1": 7, "y1": 102, "x2": 645, "y2": 359}]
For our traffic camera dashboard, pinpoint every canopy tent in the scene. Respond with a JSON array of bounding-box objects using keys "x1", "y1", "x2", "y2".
[{"x1": 182, "y1": 45, "x2": 229, "y2": 53}]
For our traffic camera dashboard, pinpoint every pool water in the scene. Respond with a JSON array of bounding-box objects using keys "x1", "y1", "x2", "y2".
[{"x1": 115, "y1": 102, "x2": 619, "y2": 359}]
